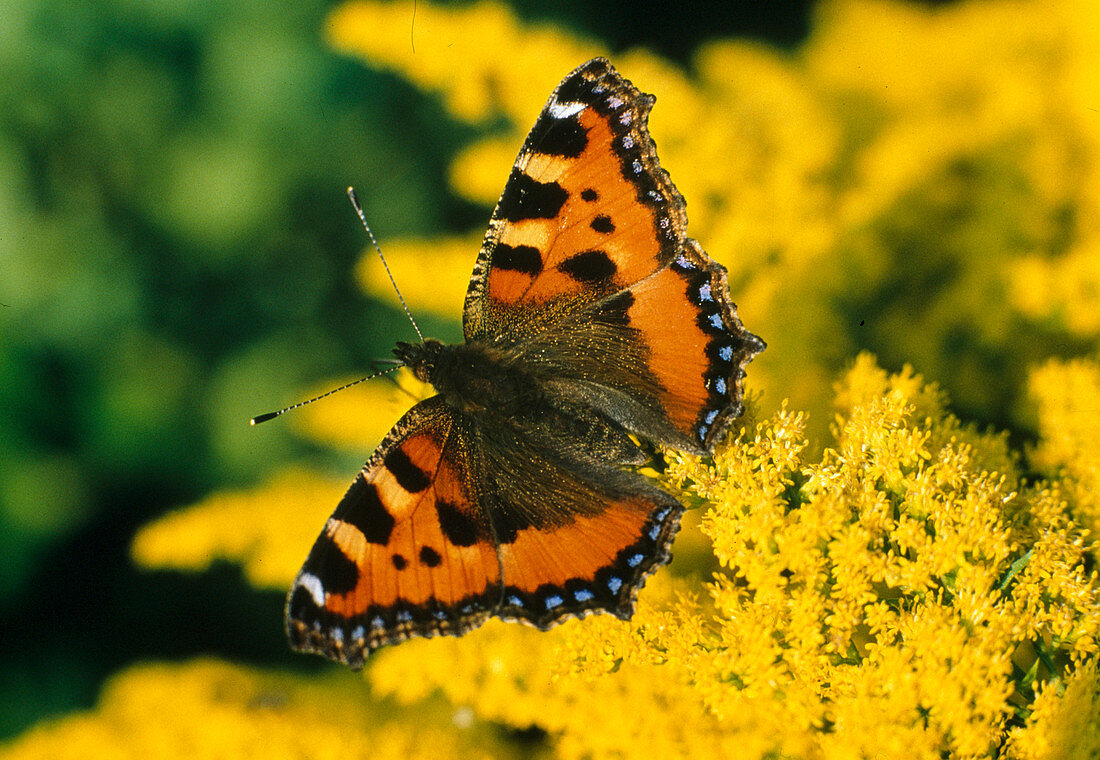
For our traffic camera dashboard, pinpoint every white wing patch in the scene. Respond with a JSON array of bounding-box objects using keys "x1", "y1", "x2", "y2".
[
  {"x1": 548, "y1": 99, "x2": 586, "y2": 119},
  {"x1": 295, "y1": 572, "x2": 326, "y2": 607}
]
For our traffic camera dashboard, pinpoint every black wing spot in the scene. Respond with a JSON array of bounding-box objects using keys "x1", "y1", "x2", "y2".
[
  {"x1": 555, "y1": 69, "x2": 594, "y2": 104},
  {"x1": 301, "y1": 535, "x2": 359, "y2": 595},
  {"x1": 494, "y1": 243, "x2": 543, "y2": 276},
  {"x1": 497, "y1": 170, "x2": 568, "y2": 222},
  {"x1": 590, "y1": 215, "x2": 615, "y2": 234},
  {"x1": 558, "y1": 249, "x2": 617, "y2": 285},
  {"x1": 391, "y1": 553, "x2": 408, "y2": 570},
  {"x1": 384, "y1": 447, "x2": 432, "y2": 493},
  {"x1": 333, "y1": 478, "x2": 395, "y2": 545},
  {"x1": 419, "y1": 546, "x2": 443, "y2": 567},
  {"x1": 581, "y1": 188, "x2": 599, "y2": 202},
  {"x1": 600, "y1": 290, "x2": 635, "y2": 328},
  {"x1": 437, "y1": 499, "x2": 480, "y2": 547},
  {"x1": 531, "y1": 112, "x2": 588, "y2": 158},
  {"x1": 287, "y1": 584, "x2": 321, "y2": 619}
]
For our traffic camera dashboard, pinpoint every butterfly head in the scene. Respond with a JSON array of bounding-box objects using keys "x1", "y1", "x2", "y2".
[{"x1": 393, "y1": 339, "x2": 444, "y2": 384}]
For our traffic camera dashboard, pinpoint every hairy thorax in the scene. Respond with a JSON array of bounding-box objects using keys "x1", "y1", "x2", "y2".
[{"x1": 393, "y1": 339, "x2": 539, "y2": 418}]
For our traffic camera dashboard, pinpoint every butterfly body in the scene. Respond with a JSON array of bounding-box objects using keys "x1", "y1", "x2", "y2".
[
  {"x1": 391, "y1": 335, "x2": 664, "y2": 531},
  {"x1": 287, "y1": 58, "x2": 765, "y2": 668}
]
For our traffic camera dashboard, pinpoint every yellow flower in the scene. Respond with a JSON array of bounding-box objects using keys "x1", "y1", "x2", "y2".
[
  {"x1": 0, "y1": 660, "x2": 501, "y2": 760},
  {"x1": 326, "y1": 1, "x2": 597, "y2": 127},
  {"x1": 354, "y1": 233, "x2": 481, "y2": 322},
  {"x1": 1005, "y1": 660, "x2": 1100, "y2": 759},
  {"x1": 131, "y1": 469, "x2": 345, "y2": 590},
  {"x1": 1012, "y1": 245, "x2": 1100, "y2": 336},
  {"x1": 293, "y1": 371, "x2": 433, "y2": 451},
  {"x1": 1028, "y1": 358, "x2": 1100, "y2": 538}
]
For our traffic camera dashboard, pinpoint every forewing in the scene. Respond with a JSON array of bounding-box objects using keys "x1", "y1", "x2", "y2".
[
  {"x1": 463, "y1": 57, "x2": 686, "y2": 345},
  {"x1": 285, "y1": 396, "x2": 502, "y2": 668}
]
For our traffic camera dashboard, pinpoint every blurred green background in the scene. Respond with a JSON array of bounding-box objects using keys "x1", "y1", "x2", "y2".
[{"x1": 0, "y1": 0, "x2": 832, "y2": 738}]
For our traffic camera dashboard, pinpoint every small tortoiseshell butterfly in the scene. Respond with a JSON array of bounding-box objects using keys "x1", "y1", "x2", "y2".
[{"x1": 286, "y1": 58, "x2": 765, "y2": 668}]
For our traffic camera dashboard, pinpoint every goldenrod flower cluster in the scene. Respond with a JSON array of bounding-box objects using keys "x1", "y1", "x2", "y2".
[
  {"x1": 0, "y1": 659, "x2": 502, "y2": 760},
  {"x1": 1028, "y1": 359, "x2": 1100, "y2": 539},
  {"x1": 357, "y1": 356, "x2": 1100, "y2": 759},
  {"x1": 15, "y1": 354, "x2": 1099, "y2": 758}
]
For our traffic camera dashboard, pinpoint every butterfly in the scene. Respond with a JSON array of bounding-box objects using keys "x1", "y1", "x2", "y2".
[{"x1": 286, "y1": 57, "x2": 765, "y2": 668}]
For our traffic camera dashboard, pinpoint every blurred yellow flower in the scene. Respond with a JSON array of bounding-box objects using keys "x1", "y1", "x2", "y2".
[
  {"x1": 329, "y1": 0, "x2": 1100, "y2": 433},
  {"x1": 327, "y1": 0, "x2": 597, "y2": 126},
  {"x1": 131, "y1": 469, "x2": 344, "y2": 590},
  {"x1": 1013, "y1": 246, "x2": 1100, "y2": 336},
  {"x1": 293, "y1": 371, "x2": 433, "y2": 451},
  {"x1": 354, "y1": 233, "x2": 480, "y2": 321},
  {"x1": 1005, "y1": 661, "x2": 1100, "y2": 760},
  {"x1": 0, "y1": 660, "x2": 501, "y2": 760}
]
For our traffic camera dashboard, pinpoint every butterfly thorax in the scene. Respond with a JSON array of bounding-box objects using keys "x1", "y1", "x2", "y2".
[{"x1": 394, "y1": 339, "x2": 538, "y2": 418}]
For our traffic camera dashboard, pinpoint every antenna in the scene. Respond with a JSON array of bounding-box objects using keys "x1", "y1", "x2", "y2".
[
  {"x1": 250, "y1": 189, "x2": 422, "y2": 427},
  {"x1": 347, "y1": 187, "x2": 424, "y2": 343},
  {"x1": 249, "y1": 364, "x2": 402, "y2": 425}
]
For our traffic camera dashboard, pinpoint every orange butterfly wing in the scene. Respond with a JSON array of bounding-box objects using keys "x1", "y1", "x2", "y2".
[
  {"x1": 466, "y1": 57, "x2": 763, "y2": 453},
  {"x1": 514, "y1": 237, "x2": 762, "y2": 453},
  {"x1": 287, "y1": 398, "x2": 501, "y2": 668},
  {"x1": 495, "y1": 484, "x2": 682, "y2": 629},
  {"x1": 461, "y1": 402, "x2": 684, "y2": 628},
  {"x1": 463, "y1": 57, "x2": 684, "y2": 345},
  {"x1": 287, "y1": 394, "x2": 684, "y2": 666}
]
